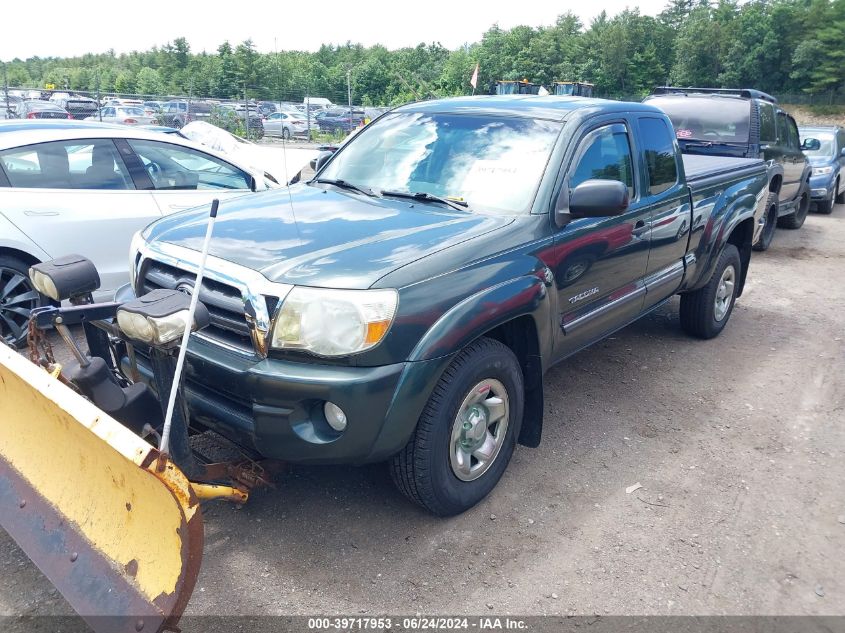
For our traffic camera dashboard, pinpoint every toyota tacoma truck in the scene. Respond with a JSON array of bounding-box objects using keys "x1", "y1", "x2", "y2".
[{"x1": 121, "y1": 96, "x2": 769, "y2": 515}]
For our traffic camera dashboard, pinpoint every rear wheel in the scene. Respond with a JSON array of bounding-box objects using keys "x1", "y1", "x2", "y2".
[
  {"x1": 282, "y1": 127, "x2": 291, "y2": 140},
  {"x1": 778, "y1": 188, "x2": 810, "y2": 229},
  {"x1": 679, "y1": 244, "x2": 741, "y2": 340},
  {"x1": 391, "y1": 338, "x2": 523, "y2": 516},
  {"x1": 752, "y1": 193, "x2": 778, "y2": 252},
  {"x1": 0, "y1": 255, "x2": 40, "y2": 348},
  {"x1": 816, "y1": 181, "x2": 836, "y2": 215}
]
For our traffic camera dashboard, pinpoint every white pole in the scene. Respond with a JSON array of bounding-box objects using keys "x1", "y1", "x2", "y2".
[{"x1": 159, "y1": 198, "x2": 219, "y2": 456}]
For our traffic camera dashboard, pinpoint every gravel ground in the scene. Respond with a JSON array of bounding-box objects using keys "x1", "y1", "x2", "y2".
[{"x1": 1, "y1": 203, "x2": 844, "y2": 625}]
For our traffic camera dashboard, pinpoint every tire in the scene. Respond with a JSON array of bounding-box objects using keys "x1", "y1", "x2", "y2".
[
  {"x1": 0, "y1": 255, "x2": 41, "y2": 348},
  {"x1": 836, "y1": 177, "x2": 845, "y2": 204},
  {"x1": 679, "y1": 244, "x2": 741, "y2": 340},
  {"x1": 816, "y1": 180, "x2": 836, "y2": 215},
  {"x1": 752, "y1": 193, "x2": 778, "y2": 252},
  {"x1": 778, "y1": 187, "x2": 810, "y2": 229},
  {"x1": 282, "y1": 127, "x2": 291, "y2": 140},
  {"x1": 390, "y1": 337, "x2": 523, "y2": 516}
]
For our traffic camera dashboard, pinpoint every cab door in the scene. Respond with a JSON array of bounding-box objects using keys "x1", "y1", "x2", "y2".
[
  {"x1": 636, "y1": 115, "x2": 690, "y2": 309},
  {"x1": 546, "y1": 120, "x2": 652, "y2": 362}
]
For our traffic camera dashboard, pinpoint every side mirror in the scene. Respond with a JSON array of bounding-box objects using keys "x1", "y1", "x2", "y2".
[
  {"x1": 801, "y1": 138, "x2": 821, "y2": 151},
  {"x1": 558, "y1": 180, "x2": 629, "y2": 225},
  {"x1": 840, "y1": 147, "x2": 845, "y2": 157},
  {"x1": 313, "y1": 150, "x2": 335, "y2": 173}
]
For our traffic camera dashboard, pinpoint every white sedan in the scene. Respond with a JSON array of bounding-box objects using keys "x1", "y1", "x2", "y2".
[
  {"x1": 87, "y1": 106, "x2": 158, "y2": 126},
  {"x1": 0, "y1": 120, "x2": 277, "y2": 346},
  {"x1": 263, "y1": 111, "x2": 309, "y2": 139}
]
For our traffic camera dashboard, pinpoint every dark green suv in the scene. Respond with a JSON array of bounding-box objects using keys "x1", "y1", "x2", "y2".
[{"x1": 645, "y1": 88, "x2": 812, "y2": 251}]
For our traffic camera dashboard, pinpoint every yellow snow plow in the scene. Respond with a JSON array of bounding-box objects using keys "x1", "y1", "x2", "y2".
[
  {"x1": 0, "y1": 343, "x2": 202, "y2": 632},
  {"x1": 1, "y1": 204, "x2": 273, "y2": 631}
]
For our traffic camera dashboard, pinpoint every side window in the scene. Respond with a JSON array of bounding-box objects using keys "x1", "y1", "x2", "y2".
[
  {"x1": 759, "y1": 102, "x2": 776, "y2": 143},
  {"x1": 837, "y1": 130, "x2": 845, "y2": 154},
  {"x1": 787, "y1": 118, "x2": 800, "y2": 151},
  {"x1": 126, "y1": 139, "x2": 252, "y2": 191},
  {"x1": 0, "y1": 139, "x2": 133, "y2": 190},
  {"x1": 569, "y1": 124, "x2": 634, "y2": 197},
  {"x1": 638, "y1": 117, "x2": 678, "y2": 196}
]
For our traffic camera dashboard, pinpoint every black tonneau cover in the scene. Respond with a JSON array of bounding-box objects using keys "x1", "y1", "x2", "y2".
[{"x1": 683, "y1": 153, "x2": 764, "y2": 184}]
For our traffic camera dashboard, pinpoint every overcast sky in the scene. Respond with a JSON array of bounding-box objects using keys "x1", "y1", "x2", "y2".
[{"x1": 2, "y1": 0, "x2": 669, "y2": 61}]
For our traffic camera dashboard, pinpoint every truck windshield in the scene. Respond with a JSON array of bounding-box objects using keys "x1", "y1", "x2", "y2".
[
  {"x1": 317, "y1": 112, "x2": 562, "y2": 215},
  {"x1": 648, "y1": 97, "x2": 751, "y2": 144}
]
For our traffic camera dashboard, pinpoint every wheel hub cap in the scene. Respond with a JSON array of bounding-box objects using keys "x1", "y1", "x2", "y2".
[
  {"x1": 714, "y1": 265, "x2": 736, "y2": 322},
  {"x1": 450, "y1": 379, "x2": 510, "y2": 482}
]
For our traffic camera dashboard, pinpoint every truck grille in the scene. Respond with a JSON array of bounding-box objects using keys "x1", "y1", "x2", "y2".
[{"x1": 139, "y1": 259, "x2": 255, "y2": 354}]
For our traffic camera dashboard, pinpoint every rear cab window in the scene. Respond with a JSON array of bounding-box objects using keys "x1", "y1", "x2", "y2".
[{"x1": 646, "y1": 96, "x2": 751, "y2": 144}]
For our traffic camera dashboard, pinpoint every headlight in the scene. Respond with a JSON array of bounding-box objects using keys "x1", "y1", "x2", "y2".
[
  {"x1": 812, "y1": 166, "x2": 834, "y2": 176},
  {"x1": 29, "y1": 255, "x2": 100, "y2": 302},
  {"x1": 270, "y1": 287, "x2": 398, "y2": 357},
  {"x1": 129, "y1": 230, "x2": 145, "y2": 291}
]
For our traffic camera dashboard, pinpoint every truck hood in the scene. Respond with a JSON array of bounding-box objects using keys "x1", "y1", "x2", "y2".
[{"x1": 145, "y1": 184, "x2": 514, "y2": 289}]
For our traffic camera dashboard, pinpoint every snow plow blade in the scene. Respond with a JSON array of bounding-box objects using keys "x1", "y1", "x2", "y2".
[{"x1": 0, "y1": 344, "x2": 203, "y2": 633}]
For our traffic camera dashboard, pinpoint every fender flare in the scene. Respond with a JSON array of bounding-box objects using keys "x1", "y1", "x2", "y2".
[{"x1": 408, "y1": 274, "x2": 551, "y2": 363}]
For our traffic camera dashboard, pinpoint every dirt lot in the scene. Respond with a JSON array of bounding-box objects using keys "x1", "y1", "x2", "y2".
[{"x1": 2, "y1": 204, "x2": 844, "y2": 625}]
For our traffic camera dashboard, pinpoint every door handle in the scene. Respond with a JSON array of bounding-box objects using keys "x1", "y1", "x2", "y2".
[
  {"x1": 24, "y1": 210, "x2": 60, "y2": 217},
  {"x1": 631, "y1": 220, "x2": 649, "y2": 237}
]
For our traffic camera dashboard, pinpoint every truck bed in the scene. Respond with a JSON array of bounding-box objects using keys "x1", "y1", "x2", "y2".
[{"x1": 683, "y1": 154, "x2": 765, "y2": 187}]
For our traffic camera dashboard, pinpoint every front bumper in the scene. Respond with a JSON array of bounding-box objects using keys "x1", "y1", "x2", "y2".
[
  {"x1": 809, "y1": 173, "x2": 835, "y2": 200},
  {"x1": 123, "y1": 336, "x2": 450, "y2": 465}
]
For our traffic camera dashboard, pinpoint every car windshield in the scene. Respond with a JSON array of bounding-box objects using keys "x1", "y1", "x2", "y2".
[
  {"x1": 648, "y1": 96, "x2": 751, "y2": 143},
  {"x1": 801, "y1": 132, "x2": 835, "y2": 157},
  {"x1": 317, "y1": 112, "x2": 562, "y2": 215}
]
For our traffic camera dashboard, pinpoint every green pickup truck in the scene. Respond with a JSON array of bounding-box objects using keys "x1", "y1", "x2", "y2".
[{"x1": 111, "y1": 95, "x2": 770, "y2": 515}]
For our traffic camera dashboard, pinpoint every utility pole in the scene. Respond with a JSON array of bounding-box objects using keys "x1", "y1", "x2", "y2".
[
  {"x1": 243, "y1": 81, "x2": 249, "y2": 138},
  {"x1": 187, "y1": 77, "x2": 193, "y2": 126},
  {"x1": 2, "y1": 62, "x2": 9, "y2": 117},
  {"x1": 347, "y1": 68, "x2": 352, "y2": 133},
  {"x1": 96, "y1": 71, "x2": 102, "y2": 122}
]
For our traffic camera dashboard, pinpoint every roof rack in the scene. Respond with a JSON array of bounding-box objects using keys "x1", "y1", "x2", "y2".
[{"x1": 650, "y1": 86, "x2": 778, "y2": 104}]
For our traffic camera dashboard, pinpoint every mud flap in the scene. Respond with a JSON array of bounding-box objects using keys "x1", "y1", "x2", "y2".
[{"x1": 0, "y1": 344, "x2": 203, "y2": 633}]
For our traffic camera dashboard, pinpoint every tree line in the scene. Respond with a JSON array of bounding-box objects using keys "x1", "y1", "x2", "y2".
[{"x1": 2, "y1": 0, "x2": 843, "y2": 105}]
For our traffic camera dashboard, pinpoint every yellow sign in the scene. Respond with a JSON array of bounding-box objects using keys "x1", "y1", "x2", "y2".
[{"x1": 45, "y1": 83, "x2": 55, "y2": 89}]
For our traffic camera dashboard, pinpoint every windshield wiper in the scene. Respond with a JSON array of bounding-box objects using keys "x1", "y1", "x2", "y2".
[
  {"x1": 379, "y1": 190, "x2": 470, "y2": 212},
  {"x1": 312, "y1": 178, "x2": 377, "y2": 198}
]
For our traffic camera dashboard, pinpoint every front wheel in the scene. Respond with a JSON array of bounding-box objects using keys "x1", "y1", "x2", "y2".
[
  {"x1": 0, "y1": 255, "x2": 41, "y2": 348},
  {"x1": 752, "y1": 193, "x2": 778, "y2": 252},
  {"x1": 679, "y1": 244, "x2": 741, "y2": 340},
  {"x1": 778, "y1": 188, "x2": 810, "y2": 229},
  {"x1": 390, "y1": 338, "x2": 523, "y2": 516},
  {"x1": 817, "y1": 179, "x2": 837, "y2": 214}
]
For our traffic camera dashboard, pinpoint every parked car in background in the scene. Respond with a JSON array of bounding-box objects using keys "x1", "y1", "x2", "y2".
[
  {"x1": 49, "y1": 93, "x2": 99, "y2": 120},
  {"x1": 645, "y1": 87, "x2": 811, "y2": 252},
  {"x1": 799, "y1": 125, "x2": 845, "y2": 214},
  {"x1": 0, "y1": 120, "x2": 278, "y2": 346},
  {"x1": 158, "y1": 100, "x2": 214, "y2": 128},
  {"x1": 2, "y1": 95, "x2": 24, "y2": 118},
  {"x1": 256, "y1": 101, "x2": 279, "y2": 117},
  {"x1": 17, "y1": 100, "x2": 71, "y2": 120},
  {"x1": 144, "y1": 100, "x2": 166, "y2": 113},
  {"x1": 216, "y1": 104, "x2": 265, "y2": 139},
  {"x1": 263, "y1": 111, "x2": 308, "y2": 139},
  {"x1": 87, "y1": 105, "x2": 158, "y2": 126},
  {"x1": 317, "y1": 108, "x2": 366, "y2": 133}
]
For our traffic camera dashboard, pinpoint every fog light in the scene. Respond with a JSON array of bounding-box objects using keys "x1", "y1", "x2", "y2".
[
  {"x1": 29, "y1": 255, "x2": 100, "y2": 302},
  {"x1": 116, "y1": 289, "x2": 210, "y2": 348},
  {"x1": 324, "y1": 402, "x2": 347, "y2": 432}
]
